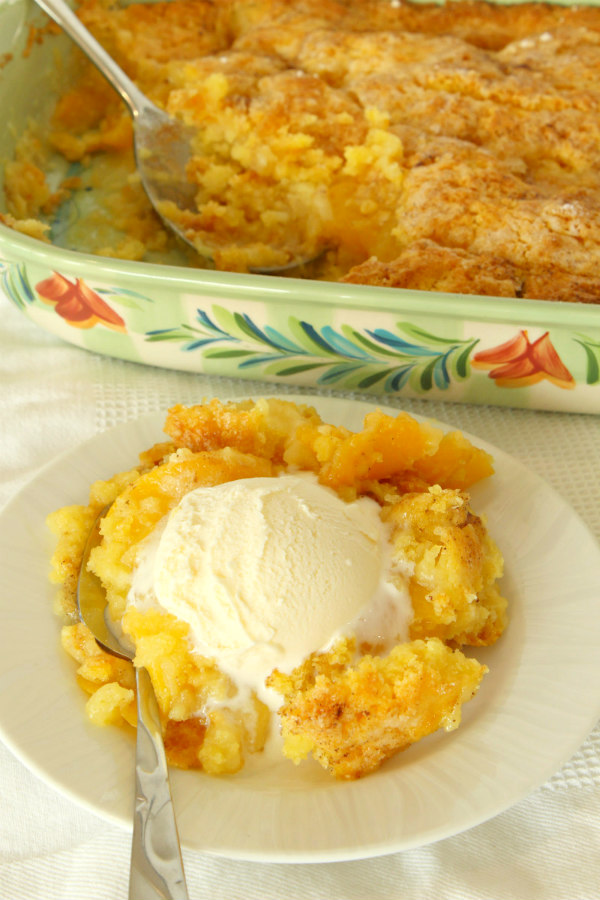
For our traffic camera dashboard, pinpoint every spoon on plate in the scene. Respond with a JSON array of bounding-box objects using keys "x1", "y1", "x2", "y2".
[
  {"x1": 77, "y1": 508, "x2": 189, "y2": 900},
  {"x1": 32, "y1": 0, "x2": 315, "y2": 274}
]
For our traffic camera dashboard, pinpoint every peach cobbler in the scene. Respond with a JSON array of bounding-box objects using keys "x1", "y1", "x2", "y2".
[
  {"x1": 48, "y1": 397, "x2": 507, "y2": 780},
  {"x1": 4, "y1": 0, "x2": 600, "y2": 300}
]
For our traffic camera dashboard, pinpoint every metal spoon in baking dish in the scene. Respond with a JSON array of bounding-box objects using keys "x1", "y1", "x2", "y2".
[
  {"x1": 77, "y1": 508, "x2": 189, "y2": 900},
  {"x1": 32, "y1": 0, "x2": 315, "y2": 274}
]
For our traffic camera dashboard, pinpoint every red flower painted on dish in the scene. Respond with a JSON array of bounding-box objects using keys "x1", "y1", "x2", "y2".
[
  {"x1": 35, "y1": 272, "x2": 126, "y2": 332},
  {"x1": 472, "y1": 330, "x2": 575, "y2": 390}
]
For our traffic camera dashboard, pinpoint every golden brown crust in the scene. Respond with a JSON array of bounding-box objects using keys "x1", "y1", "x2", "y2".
[
  {"x1": 164, "y1": 398, "x2": 495, "y2": 492},
  {"x1": 6, "y1": 0, "x2": 600, "y2": 298},
  {"x1": 384, "y1": 486, "x2": 507, "y2": 646},
  {"x1": 342, "y1": 240, "x2": 600, "y2": 304},
  {"x1": 269, "y1": 637, "x2": 486, "y2": 779},
  {"x1": 342, "y1": 241, "x2": 520, "y2": 297},
  {"x1": 164, "y1": 397, "x2": 322, "y2": 461}
]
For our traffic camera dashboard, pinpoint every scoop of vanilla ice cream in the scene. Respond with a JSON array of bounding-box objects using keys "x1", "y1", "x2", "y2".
[
  {"x1": 153, "y1": 474, "x2": 388, "y2": 652},
  {"x1": 128, "y1": 474, "x2": 412, "y2": 706}
]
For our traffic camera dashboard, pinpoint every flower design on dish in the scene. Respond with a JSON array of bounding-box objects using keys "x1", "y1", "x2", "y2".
[
  {"x1": 472, "y1": 330, "x2": 574, "y2": 389},
  {"x1": 35, "y1": 272, "x2": 126, "y2": 332}
]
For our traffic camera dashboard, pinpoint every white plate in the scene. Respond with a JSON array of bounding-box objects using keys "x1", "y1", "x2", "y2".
[{"x1": 1, "y1": 393, "x2": 600, "y2": 863}]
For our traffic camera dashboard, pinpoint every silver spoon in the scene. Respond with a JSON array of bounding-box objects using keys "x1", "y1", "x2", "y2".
[
  {"x1": 77, "y1": 508, "x2": 189, "y2": 900},
  {"x1": 32, "y1": 0, "x2": 315, "y2": 274}
]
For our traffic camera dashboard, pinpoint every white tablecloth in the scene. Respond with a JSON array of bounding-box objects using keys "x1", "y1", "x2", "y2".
[{"x1": 1, "y1": 294, "x2": 599, "y2": 900}]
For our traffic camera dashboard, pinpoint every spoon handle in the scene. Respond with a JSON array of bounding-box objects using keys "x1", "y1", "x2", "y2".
[
  {"x1": 32, "y1": 0, "x2": 150, "y2": 117},
  {"x1": 130, "y1": 666, "x2": 189, "y2": 900}
]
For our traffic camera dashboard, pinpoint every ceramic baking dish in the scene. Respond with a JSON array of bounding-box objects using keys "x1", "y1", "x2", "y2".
[{"x1": 1, "y1": 0, "x2": 599, "y2": 413}]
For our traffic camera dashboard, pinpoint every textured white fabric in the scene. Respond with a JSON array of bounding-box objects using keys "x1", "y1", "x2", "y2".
[{"x1": 1, "y1": 294, "x2": 599, "y2": 900}]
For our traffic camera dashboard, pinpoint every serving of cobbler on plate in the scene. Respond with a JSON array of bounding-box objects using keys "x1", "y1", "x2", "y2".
[{"x1": 47, "y1": 397, "x2": 507, "y2": 780}]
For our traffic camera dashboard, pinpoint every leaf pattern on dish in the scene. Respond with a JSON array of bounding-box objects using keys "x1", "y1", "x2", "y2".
[{"x1": 146, "y1": 305, "x2": 480, "y2": 393}]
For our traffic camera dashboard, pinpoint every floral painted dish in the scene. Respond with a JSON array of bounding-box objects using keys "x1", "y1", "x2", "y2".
[{"x1": 1, "y1": 0, "x2": 599, "y2": 414}]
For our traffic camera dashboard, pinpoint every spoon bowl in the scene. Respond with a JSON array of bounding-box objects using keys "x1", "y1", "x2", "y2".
[{"x1": 77, "y1": 508, "x2": 189, "y2": 900}]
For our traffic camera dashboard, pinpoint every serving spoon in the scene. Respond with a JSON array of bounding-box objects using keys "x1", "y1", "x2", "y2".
[
  {"x1": 32, "y1": 0, "x2": 314, "y2": 273},
  {"x1": 77, "y1": 508, "x2": 189, "y2": 900}
]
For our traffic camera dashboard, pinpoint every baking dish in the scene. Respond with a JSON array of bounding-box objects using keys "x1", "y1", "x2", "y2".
[{"x1": 1, "y1": 0, "x2": 599, "y2": 414}]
